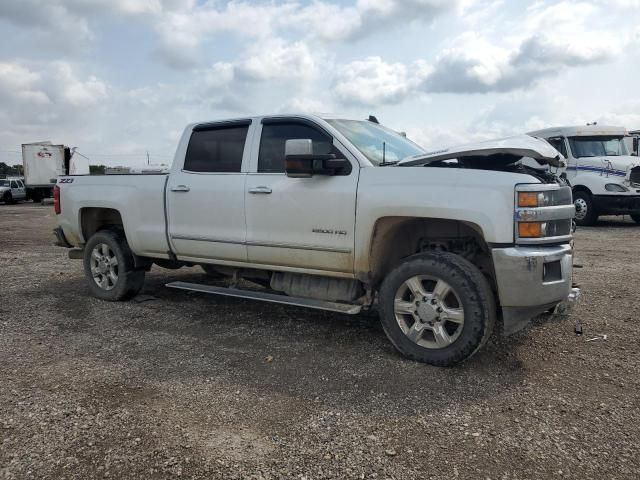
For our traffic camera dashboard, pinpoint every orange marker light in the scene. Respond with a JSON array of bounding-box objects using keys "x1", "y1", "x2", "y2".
[
  {"x1": 518, "y1": 192, "x2": 539, "y2": 207},
  {"x1": 518, "y1": 222, "x2": 543, "y2": 238}
]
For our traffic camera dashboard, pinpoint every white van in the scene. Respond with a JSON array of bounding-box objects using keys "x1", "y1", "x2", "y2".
[{"x1": 528, "y1": 125, "x2": 640, "y2": 225}]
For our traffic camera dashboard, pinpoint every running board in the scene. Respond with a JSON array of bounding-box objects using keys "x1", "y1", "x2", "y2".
[{"x1": 165, "y1": 281, "x2": 362, "y2": 315}]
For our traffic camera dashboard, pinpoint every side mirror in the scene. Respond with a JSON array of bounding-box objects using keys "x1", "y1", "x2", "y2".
[
  {"x1": 633, "y1": 137, "x2": 638, "y2": 155},
  {"x1": 284, "y1": 139, "x2": 350, "y2": 178}
]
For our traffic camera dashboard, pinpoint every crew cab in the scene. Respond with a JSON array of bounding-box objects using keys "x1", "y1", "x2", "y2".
[
  {"x1": 529, "y1": 125, "x2": 640, "y2": 225},
  {"x1": 54, "y1": 114, "x2": 579, "y2": 366}
]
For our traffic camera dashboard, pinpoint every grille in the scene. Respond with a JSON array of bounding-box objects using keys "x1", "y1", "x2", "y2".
[{"x1": 630, "y1": 167, "x2": 640, "y2": 187}]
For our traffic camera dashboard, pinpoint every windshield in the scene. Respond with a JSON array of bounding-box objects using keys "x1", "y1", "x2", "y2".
[
  {"x1": 568, "y1": 136, "x2": 628, "y2": 157},
  {"x1": 326, "y1": 119, "x2": 425, "y2": 165},
  {"x1": 0, "y1": 180, "x2": 9, "y2": 187}
]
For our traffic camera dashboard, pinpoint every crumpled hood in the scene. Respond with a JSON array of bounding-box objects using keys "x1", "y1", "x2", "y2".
[{"x1": 398, "y1": 134, "x2": 565, "y2": 168}]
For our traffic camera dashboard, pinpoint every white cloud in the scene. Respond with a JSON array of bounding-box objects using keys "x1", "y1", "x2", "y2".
[
  {"x1": 236, "y1": 40, "x2": 318, "y2": 81},
  {"x1": 333, "y1": 56, "x2": 429, "y2": 106},
  {"x1": 0, "y1": 61, "x2": 108, "y2": 126}
]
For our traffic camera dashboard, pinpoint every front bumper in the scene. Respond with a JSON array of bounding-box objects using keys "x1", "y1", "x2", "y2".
[
  {"x1": 593, "y1": 194, "x2": 640, "y2": 215},
  {"x1": 492, "y1": 244, "x2": 578, "y2": 335}
]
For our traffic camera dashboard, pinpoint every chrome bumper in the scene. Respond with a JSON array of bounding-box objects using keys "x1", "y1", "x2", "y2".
[{"x1": 492, "y1": 244, "x2": 578, "y2": 335}]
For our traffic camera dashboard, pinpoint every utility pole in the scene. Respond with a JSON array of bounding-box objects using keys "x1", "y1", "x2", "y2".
[{"x1": 146, "y1": 151, "x2": 150, "y2": 165}]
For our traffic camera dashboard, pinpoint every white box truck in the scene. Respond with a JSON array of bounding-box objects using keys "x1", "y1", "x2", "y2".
[{"x1": 21, "y1": 142, "x2": 89, "y2": 202}]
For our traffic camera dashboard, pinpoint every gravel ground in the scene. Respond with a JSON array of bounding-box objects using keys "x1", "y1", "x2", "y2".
[{"x1": 1, "y1": 203, "x2": 639, "y2": 480}]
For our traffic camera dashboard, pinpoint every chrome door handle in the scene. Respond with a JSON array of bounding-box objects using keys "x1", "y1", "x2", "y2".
[
  {"x1": 171, "y1": 185, "x2": 190, "y2": 192},
  {"x1": 248, "y1": 186, "x2": 272, "y2": 194}
]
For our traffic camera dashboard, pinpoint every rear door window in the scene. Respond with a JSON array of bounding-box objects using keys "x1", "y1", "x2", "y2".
[{"x1": 184, "y1": 124, "x2": 249, "y2": 173}]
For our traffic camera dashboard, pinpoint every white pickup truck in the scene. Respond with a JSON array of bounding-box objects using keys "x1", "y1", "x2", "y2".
[
  {"x1": 54, "y1": 114, "x2": 579, "y2": 366},
  {"x1": 529, "y1": 125, "x2": 640, "y2": 225}
]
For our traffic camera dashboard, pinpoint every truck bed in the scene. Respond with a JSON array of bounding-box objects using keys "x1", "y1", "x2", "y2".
[{"x1": 57, "y1": 173, "x2": 171, "y2": 258}]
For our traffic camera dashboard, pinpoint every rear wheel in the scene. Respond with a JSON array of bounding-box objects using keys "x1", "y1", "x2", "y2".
[
  {"x1": 83, "y1": 230, "x2": 145, "y2": 301},
  {"x1": 573, "y1": 191, "x2": 597, "y2": 226},
  {"x1": 378, "y1": 252, "x2": 495, "y2": 367}
]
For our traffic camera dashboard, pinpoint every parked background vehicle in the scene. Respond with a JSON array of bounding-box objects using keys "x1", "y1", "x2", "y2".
[
  {"x1": 0, "y1": 177, "x2": 26, "y2": 204},
  {"x1": 21, "y1": 143, "x2": 89, "y2": 202},
  {"x1": 528, "y1": 125, "x2": 640, "y2": 225},
  {"x1": 53, "y1": 114, "x2": 578, "y2": 366}
]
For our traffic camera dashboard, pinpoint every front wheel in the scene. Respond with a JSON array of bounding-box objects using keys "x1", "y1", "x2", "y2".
[
  {"x1": 83, "y1": 230, "x2": 145, "y2": 301},
  {"x1": 573, "y1": 191, "x2": 598, "y2": 226},
  {"x1": 3, "y1": 192, "x2": 14, "y2": 204},
  {"x1": 378, "y1": 252, "x2": 495, "y2": 366}
]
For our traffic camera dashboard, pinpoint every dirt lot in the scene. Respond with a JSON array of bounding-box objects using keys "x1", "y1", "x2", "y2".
[{"x1": 1, "y1": 203, "x2": 639, "y2": 480}]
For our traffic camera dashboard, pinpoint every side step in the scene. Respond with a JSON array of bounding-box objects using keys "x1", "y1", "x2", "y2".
[{"x1": 165, "y1": 281, "x2": 362, "y2": 315}]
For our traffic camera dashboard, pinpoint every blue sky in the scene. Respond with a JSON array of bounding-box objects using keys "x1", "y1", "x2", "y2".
[{"x1": 1, "y1": 0, "x2": 639, "y2": 166}]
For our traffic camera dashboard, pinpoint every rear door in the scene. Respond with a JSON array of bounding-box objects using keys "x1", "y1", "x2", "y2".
[
  {"x1": 166, "y1": 120, "x2": 252, "y2": 263},
  {"x1": 244, "y1": 118, "x2": 359, "y2": 274}
]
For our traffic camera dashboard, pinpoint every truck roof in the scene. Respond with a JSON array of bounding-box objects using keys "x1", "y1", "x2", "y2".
[{"x1": 527, "y1": 125, "x2": 628, "y2": 138}]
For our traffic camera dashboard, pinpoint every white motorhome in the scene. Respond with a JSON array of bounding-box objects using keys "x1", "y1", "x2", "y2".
[{"x1": 528, "y1": 125, "x2": 640, "y2": 225}]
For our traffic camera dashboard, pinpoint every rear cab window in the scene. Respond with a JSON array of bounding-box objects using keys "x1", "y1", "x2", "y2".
[{"x1": 184, "y1": 122, "x2": 250, "y2": 173}]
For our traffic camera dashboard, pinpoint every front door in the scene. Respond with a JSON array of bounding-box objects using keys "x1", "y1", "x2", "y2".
[
  {"x1": 167, "y1": 121, "x2": 252, "y2": 263},
  {"x1": 244, "y1": 119, "x2": 359, "y2": 274}
]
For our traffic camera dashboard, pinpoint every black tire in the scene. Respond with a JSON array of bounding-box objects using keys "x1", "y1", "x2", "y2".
[
  {"x1": 378, "y1": 252, "x2": 495, "y2": 367},
  {"x1": 3, "y1": 192, "x2": 14, "y2": 204},
  {"x1": 30, "y1": 192, "x2": 42, "y2": 203},
  {"x1": 573, "y1": 190, "x2": 597, "y2": 226},
  {"x1": 630, "y1": 214, "x2": 640, "y2": 224},
  {"x1": 83, "y1": 229, "x2": 145, "y2": 301}
]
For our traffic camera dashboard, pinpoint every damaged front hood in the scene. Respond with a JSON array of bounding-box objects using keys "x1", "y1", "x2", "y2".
[{"x1": 398, "y1": 134, "x2": 565, "y2": 168}]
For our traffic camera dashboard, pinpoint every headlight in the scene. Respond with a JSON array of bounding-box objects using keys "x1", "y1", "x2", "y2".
[
  {"x1": 605, "y1": 183, "x2": 628, "y2": 192},
  {"x1": 515, "y1": 185, "x2": 574, "y2": 243},
  {"x1": 517, "y1": 189, "x2": 570, "y2": 207}
]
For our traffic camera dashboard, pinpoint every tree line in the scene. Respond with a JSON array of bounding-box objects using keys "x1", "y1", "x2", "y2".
[{"x1": 0, "y1": 162, "x2": 108, "y2": 176}]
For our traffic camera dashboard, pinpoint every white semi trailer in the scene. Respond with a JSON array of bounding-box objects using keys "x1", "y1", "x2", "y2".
[{"x1": 21, "y1": 143, "x2": 89, "y2": 202}]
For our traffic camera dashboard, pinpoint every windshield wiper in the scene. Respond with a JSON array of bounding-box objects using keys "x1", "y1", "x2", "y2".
[{"x1": 379, "y1": 160, "x2": 399, "y2": 166}]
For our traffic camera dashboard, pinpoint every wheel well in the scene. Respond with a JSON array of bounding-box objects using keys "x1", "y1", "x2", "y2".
[
  {"x1": 80, "y1": 208, "x2": 123, "y2": 242},
  {"x1": 366, "y1": 217, "x2": 496, "y2": 291},
  {"x1": 572, "y1": 185, "x2": 591, "y2": 195}
]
